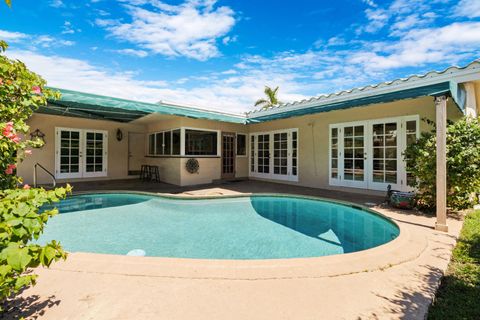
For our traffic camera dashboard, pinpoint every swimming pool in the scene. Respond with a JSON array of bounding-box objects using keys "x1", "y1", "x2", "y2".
[{"x1": 39, "y1": 193, "x2": 399, "y2": 259}]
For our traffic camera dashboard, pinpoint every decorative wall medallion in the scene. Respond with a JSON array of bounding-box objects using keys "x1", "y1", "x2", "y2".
[{"x1": 185, "y1": 158, "x2": 199, "y2": 174}]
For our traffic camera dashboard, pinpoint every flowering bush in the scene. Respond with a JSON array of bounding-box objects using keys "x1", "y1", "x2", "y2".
[
  {"x1": 404, "y1": 117, "x2": 480, "y2": 211},
  {"x1": 1, "y1": 40, "x2": 70, "y2": 309}
]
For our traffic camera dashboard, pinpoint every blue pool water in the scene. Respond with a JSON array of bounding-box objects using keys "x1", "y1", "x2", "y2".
[{"x1": 38, "y1": 193, "x2": 399, "y2": 259}]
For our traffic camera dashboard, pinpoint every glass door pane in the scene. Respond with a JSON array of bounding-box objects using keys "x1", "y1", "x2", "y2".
[
  {"x1": 405, "y1": 120, "x2": 417, "y2": 186},
  {"x1": 59, "y1": 129, "x2": 81, "y2": 176},
  {"x1": 222, "y1": 133, "x2": 235, "y2": 178},
  {"x1": 84, "y1": 131, "x2": 104, "y2": 175},
  {"x1": 250, "y1": 135, "x2": 255, "y2": 173},
  {"x1": 343, "y1": 125, "x2": 365, "y2": 182},
  {"x1": 372, "y1": 122, "x2": 398, "y2": 184},
  {"x1": 292, "y1": 131, "x2": 297, "y2": 176},
  {"x1": 273, "y1": 132, "x2": 288, "y2": 175},
  {"x1": 257, "y1": 134, "x2": 270, "y2": 174},
  {"x1": 330, "y1": 128, "x2": 339, "y2": 179}
]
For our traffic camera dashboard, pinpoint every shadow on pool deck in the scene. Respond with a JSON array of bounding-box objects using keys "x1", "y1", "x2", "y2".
[{"x1": 2, "y1": 293, "x2": 61, "y2": 320}]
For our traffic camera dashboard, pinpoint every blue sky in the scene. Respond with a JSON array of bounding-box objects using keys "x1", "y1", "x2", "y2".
[{"x1": 1, "y1": 0, "x2": 479, "y2": 113}]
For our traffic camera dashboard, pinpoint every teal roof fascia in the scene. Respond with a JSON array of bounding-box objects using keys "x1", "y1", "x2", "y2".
[
  {"x1": 247, "y1": 81, "x2": 453, "y2": 123},
  {"x1": 43, "y1": 88, "x2": 246, "y2": 124}
]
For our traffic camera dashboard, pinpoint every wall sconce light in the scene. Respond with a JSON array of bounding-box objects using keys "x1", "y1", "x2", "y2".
[
  {"x1": 30, "y1": 129, "x2": 46, "y2": 148},
  {"x1": 116, "y1": 128, "x2": 123, "y2": 141}
]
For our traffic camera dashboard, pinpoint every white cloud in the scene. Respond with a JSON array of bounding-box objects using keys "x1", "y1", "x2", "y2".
[
  {"x1": 97, "y1": 0, "x2": 236, "y2": 61},
  {"x1": 115, "y1": 48, "x2": 149, "y2": 58},
  {"x1": 349, "y1": 22, "x2": 480, "y2": 70},
  {"x1": 61, "y1": 21, "x2": 80, "y2": 35},
  {"x1": 222, "y1": 35, "x2": 237, "y2": 45},
  {"x1": 0, "y1": 29, "x2": 28, "y2": 42},
  {"x1": 455, "y1": 0, "x2": 480, "y2": 18},
  {"x1": 3, "y1": 49, "x2": 312, "y2": 113},
  {"x1": 361, "y1": 0, "x2": 377, "y2": 7},
  {"x1": 358, "y1": 0, "x2": 443, "y2": 35},
  {"x1": 0, "y1": 29, "x2": 74, "y2": 48},
  {"x1": 49, "y1": 0, "x2": 64, "y2": 8},
  {"x1": 33, "y1": 35, "x2": 75, "y2": 48}
]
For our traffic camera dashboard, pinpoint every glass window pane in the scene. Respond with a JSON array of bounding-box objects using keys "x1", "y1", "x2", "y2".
[
  {"x1": 354, "y1": 148, "x2": 364, "y2": 158},
  {"x1": 156, "y1": 133, "x2": 164, "y2": 155},
  {"x1": 373, "y1": 148, "x2": 384, "y2": 159},
  {"x1": 406, "y1": 120, "x2": 416, "y2": 134},
  {"x1": 385, "y1": 148, "x2": 397, "y2": 158},
  {"x1": 148, "y1": 134, "x2": 155, "y2": 154},
  {"x1": 172, "y1": 129, "x2": 181, "y2": 155},
  {"x1": 407, "y1": 134, "x2": 416, "y2": 145},
  {"x1": 385, "y1": 135, "x2": 397, "y2": 146},
  {"x1": 164, "y1": 131, "x2": 172, "y2": 155},
  {"x1": 185, "y1": 130, "x2": 218, "y2": 155},
  {"x1": 331, "y1": 128, "x2": 338, "y2": 138},
  {"x1": 354, "y1": 126, "x2": 364, "y2": 136},
  {"x1": 236, "y1": 134, "x2": 246, "y2": 156},
  {"x1": 385, "y1": 123, "x2": 397, "y2": 135},
  {"x1": 344, "y1": 138, "x2": 353, "y2": 148},
  {"x1": 344, "y1": 127, "x2": 353, "y2": 137},
  {"x1": 344, "y1": 148, "x2": 353, "y2": 158},
  {"x1": 373, "y1": 124, "x2": 384, "y2": 135}
]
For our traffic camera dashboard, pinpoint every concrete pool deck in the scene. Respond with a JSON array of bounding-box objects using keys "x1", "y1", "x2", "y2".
[{"x1": 4, "y1": 180, "x2": 464, "y2": 319}]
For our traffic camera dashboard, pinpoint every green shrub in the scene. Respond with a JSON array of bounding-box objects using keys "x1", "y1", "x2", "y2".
[
  {"x1": 0, "y1": 186, "x2": 70, "y2": 304},
  {"x1": 404, "y1": 117, "x2": 480, "y2": 211},
  {"x1": 1, "y1": 40, "x2": 69, "y2": 309}
]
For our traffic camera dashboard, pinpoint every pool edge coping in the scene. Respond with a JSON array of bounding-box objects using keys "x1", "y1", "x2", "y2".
[{"x1": 42, "y1": 190, "x2": 427, "y2": 280}]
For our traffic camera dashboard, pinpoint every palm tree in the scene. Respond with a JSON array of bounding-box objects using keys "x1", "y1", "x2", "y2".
[{"x1": 254, "y1": 86, "x2": 281, "y2": 110}]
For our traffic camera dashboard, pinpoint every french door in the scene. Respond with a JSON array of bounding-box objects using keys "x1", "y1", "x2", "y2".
[
  {"x1": 221, "y1": 132, "x2": 235, "y2": 179},
  {"x1": 250, "y1": 129, "x2": 298, "y2": 182},
  {"x1": 55, "y1": 127, "x2": 108, "y2": 179},
  {"x1": 329, "y1": 116, "x2": 418, "y2": 191}
]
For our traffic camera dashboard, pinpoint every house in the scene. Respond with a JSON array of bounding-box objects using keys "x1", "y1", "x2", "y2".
[{"x1": 17, "y1": 60, "x2": 480, "y2": 231}]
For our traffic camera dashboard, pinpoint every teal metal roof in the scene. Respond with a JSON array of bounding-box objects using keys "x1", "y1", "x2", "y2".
[
  {"x1": 246, "y1": 82, "x2": 453, "y2": 123},
  {"x1": 41, "y1": 88, "x2": 246, "y2": 124}
]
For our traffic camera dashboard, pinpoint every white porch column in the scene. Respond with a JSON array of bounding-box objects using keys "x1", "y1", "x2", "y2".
[
  {"x1": 464, "y1": 82, "x2": 478, "y2": 118},
  {"x1": 435, "y1": 95, "x2": 448, "y2": 232}
]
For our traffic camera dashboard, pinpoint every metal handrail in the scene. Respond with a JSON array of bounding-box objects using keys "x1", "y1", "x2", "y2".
[{"x1": 33, "y1": 163, "x2": 56, "y2": 188}]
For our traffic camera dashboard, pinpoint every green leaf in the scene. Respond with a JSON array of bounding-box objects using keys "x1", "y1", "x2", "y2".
[{"x1": 5, "y1": 246, "x2": 32, "y2": 271}]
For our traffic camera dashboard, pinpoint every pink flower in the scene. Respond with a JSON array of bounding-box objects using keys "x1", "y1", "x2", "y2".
[
  {"x1": 5, "y1": 164, "x2": 16, "y2": 175},
  {"x1": 0, "y1": 78, "x2": 3, "y2": 85},
  {"x1": 23, "y1": 184, "x2": 31, "y2": 190},
  {"x1": 2, "y1": 121, "x2": 13, "y2": 137},
  {"x1": 32, "y1": 86, "x2": 41, "y2": 95},
  {"x1": 11, "y1": 134, "x2": 20, "y2": 144},
  {"x1": 25, "y1": 149, "x2": 32, "y2": 155}
]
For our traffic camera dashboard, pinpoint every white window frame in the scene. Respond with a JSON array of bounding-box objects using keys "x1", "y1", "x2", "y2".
[
  {"x1": 328, "y1": 115, "x2": 419, "y2": 191},
  {"x1": 147, "y1": 128, "x2": 181, "y2": 156},
  {"x1": 236, "y1": 133, "x2": 247, "y2": 157},
  {"x1": 249, "y1": 128, "x2": 299, "y2": 182},
  {"x1": 55, "y1": 127, "x2": 108, "y2": 179}
]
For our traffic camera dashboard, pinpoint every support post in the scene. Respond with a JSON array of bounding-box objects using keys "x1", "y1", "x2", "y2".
[
  {"x1": 435, "y1": 95, "x2": 448, "y2": 232},
  {"x1": 464, "y1": 82, "x2": 478, "y2": 118}
]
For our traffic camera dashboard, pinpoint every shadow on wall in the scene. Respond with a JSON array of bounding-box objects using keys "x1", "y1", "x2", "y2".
[{"x1": 1, "y1": 292, "x2": 61, "y2": 320}]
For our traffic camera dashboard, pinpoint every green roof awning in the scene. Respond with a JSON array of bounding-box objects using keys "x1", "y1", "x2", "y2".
[
  {"x1": 247, "y1": 82, "x2": 456, "y2": 123},
  {"x1": 40, "y1": 88, "x2": 246, "y2": 124}
]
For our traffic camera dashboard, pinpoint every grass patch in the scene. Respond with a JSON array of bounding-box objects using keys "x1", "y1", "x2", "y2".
[{"x1": 428, "y1": 210, "x2": 480, "y2": 320}]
